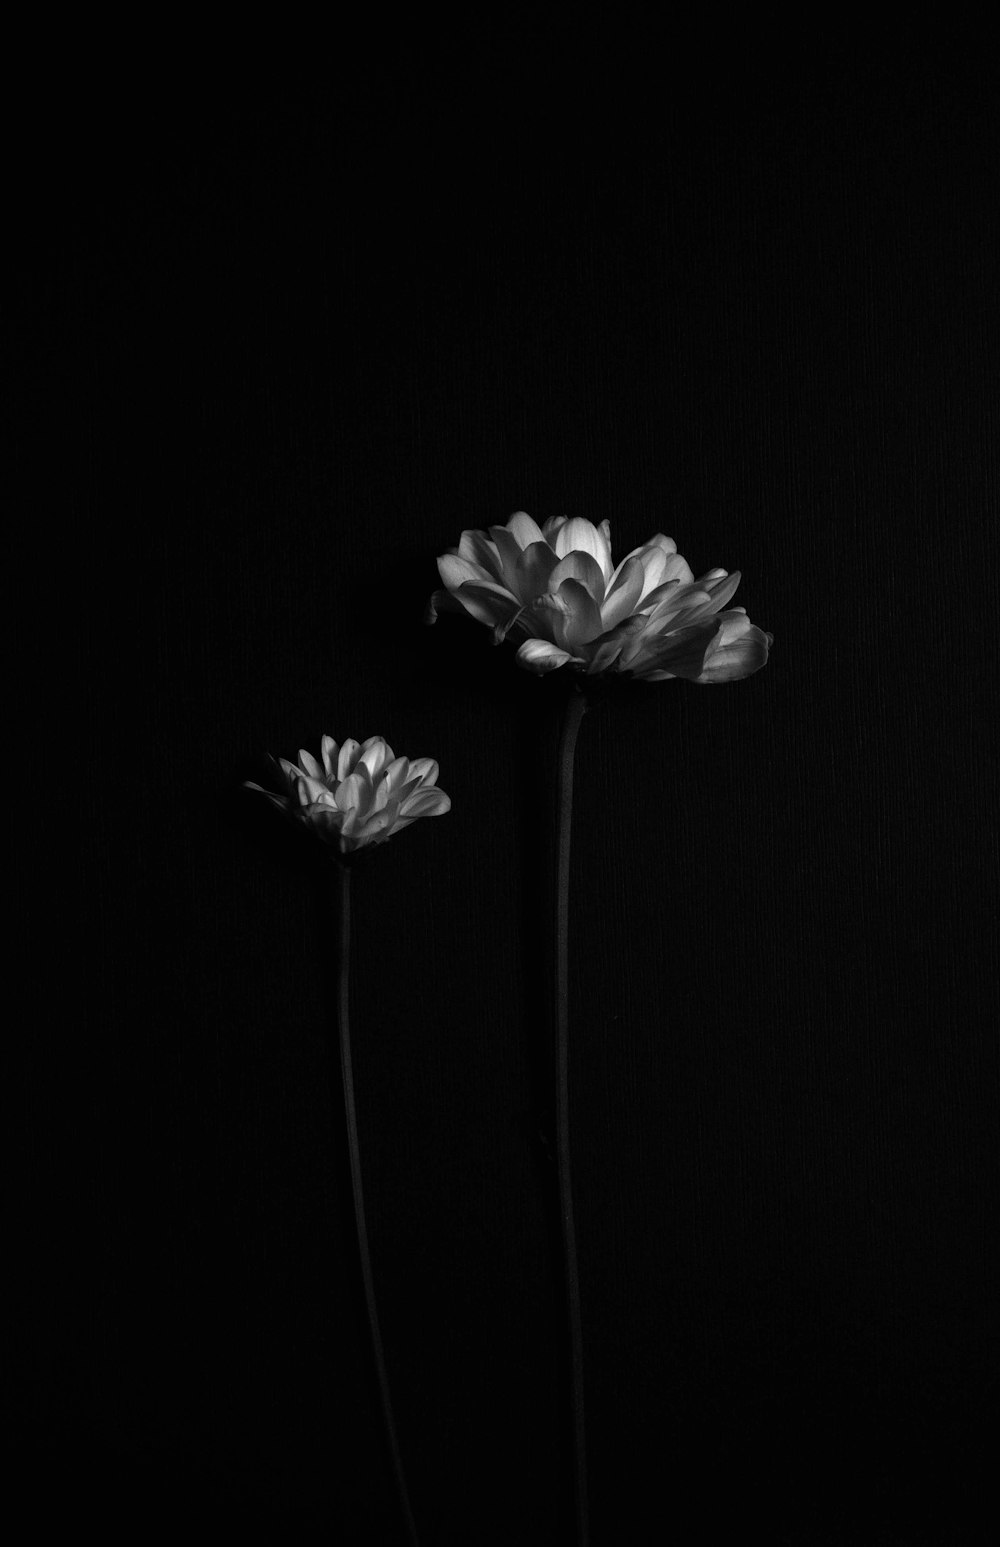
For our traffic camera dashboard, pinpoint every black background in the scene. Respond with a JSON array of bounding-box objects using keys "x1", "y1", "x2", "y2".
[{"x1": 17, "y1": 21, "x2": 998, "y2": 1544}]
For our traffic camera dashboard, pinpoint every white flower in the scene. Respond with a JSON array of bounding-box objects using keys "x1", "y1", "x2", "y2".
[
  {"x1": 245, "y1": 735, "x2": 451, "y2": 853},
  {"x1": 427, "y1": 511, "x2": 772, "y2": 683}
]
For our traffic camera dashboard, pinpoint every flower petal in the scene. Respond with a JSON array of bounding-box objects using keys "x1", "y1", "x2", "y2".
[
  {"x1": 553, "y1": 517, "x2": 607, "y2": 567},
  {"x1": 693, "y1": 612, "x2": 773, "y2": 683},
  {"x1": 514, "y1": 540, "x2": 561, "y2": 602},
  {"x1": 320, "y1": 735, "x2": 339, "y2": 777},
  {"x1": 599, "y1": 554, "x2": 646, "y2": 630},
  {"x1": 630, "y1": 618, "x2": 723, "y2": 680},
  {"x1": 557, "y1": 577, "x2": 606, "y2": 646},
  {"x1": 382, "y1": 756, "x2": 411, "y2": 791},
  {"x1": 359, "y1": 737, "x2": 392, "y2": 778},
  {"x1": 404, "y1": 756, "x2": 439, "y2": 787},
  {"x1": 424, "y1": 587, "x2": 467, "y2": 624},
  {"x1": 306, "y1": 774, "x2": 341, "y2": 806},
  {"x1": 701, "y1": 568, "x2": 741, "y2": 613},
  {"x1": 337, "y1": 739, "x2": 362, "y2": 780},
  {"x1": 548, "y1": 550, "x2": 607, "y2": 603},
  {"x1": 506, "y1": 510, "x2": 547, "y2": 549},
  {"x1": 515, "y1": 638, "x2": 581, "y2": 674},
  {"x1": 449, "y1": 581, "x2": 521, "y2": 630},
  {"x1": 438, "y1": 552, "x2": 498, "y2": 592},
  {"x1": 243, "y1": 781, "x2": 291, "y2": 813},
  {"x1": 488, "y1": 525, "x2": 530, "y2": 592},
  {"x1": 398, "y1": 787, "x2": 452, "y2": 819},
  {"x1": 457, "y1": 528, "x2": 505, "y2": 580},
  {"x1": 594, "y1": 520, "x2": 614, "y2": 580},
  {"x1": 298, "y1": 748, "x2": 324, "y2": 780},
  {"x1": 335, "y1": 767, "x2": 374, "y2": 815}
]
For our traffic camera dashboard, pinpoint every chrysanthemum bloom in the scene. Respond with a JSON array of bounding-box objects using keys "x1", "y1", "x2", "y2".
[
  {"x1": 245, "y1": 735, "x2": 450, "y2": 853},
  {"x1": 427, "y1": 511, "x2": 772, "y2": 683}
]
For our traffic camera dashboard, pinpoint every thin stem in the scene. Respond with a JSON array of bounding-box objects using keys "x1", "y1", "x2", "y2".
[
  {"x1": 554, "y1": 686, "x2": 589, "y2": 1546},
  {"x1": 336, "y1": 861, "x2": 419, "y2": 1546}
]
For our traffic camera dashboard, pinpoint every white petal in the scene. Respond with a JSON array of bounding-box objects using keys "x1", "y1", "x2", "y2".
[
  {"x1": 382, "y1": 756, "x2": 411, "y2": 791},
  {"x1": 320, "y1": 735, "x2": 338, "y2": 777},
  {"x1": 398, "y1": 787, "x2": 451, "y2": 819},
  {"x1": 335, "y1": 768, "x2": 371, "y2": 815},
  {"x1": 457, "y1": 528, "x2": 505, "y2": 580},
  {"x1": 506, "y1": 511, "x2": 546, "y2": 549},
  {"x1": 694, "y1": 614, "x2": 772, "y2": 683},
  {"x1": 515, "y1": 638, "x2": 580, "y2": 674},
  {"x1": 359, "y1": 737, "x2": 391, "y2": 778},
  {"x1": 405, "y1": 757, "x2": 439, "y2": 787},
  {"x1": 548, "y1": 550, "x2": 607, "y2": 603},
  {"x1": 599, "y1": 554, "x2": 646, "y2": 630},
  {"x1": 337, "y1": 739, "x2": 361, "y2": 780},
  {"x1": 298, "y1": 748, "x2": 324, "y2": 779},
  {"x1": 553, "y1": 517, "x2": 605, "y2": 564},
  {"x1": 438, "y1": 552, "x2": 496, "y2": 591}
]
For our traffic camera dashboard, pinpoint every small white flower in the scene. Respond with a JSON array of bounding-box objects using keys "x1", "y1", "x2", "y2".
[
  {"x1": 245, "y1": 735, "x2": 451, "y2": 854},
  {"x1": 428, "y1": 511, "x2": 772, "y2": 683}
]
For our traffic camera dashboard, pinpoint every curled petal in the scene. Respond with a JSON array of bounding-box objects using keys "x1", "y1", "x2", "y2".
[
  {"x1": 548, "y1": 550, "x2": 607, "y2": 603},
  {"x1": 404, "y1": 756, "x2": 439, "y2": 787},
  {"x1": 398, "y1": 787, "x2": 452, "y2": 820},
  {"x1": 555, "y1": 577, "x2": 605, "y2": 647},
  {"x1": 631, "y1": 618, "x2": 724, "y2": 680},
  {"x1": 693, "y1": 612, "x2": 773, "y2": 683},
  {"x1": 424, "y1": 587, "x2": 466, "y2": 624},
  {"x1": 515, "y1": 638, "x2": 582, "y2": 674}
]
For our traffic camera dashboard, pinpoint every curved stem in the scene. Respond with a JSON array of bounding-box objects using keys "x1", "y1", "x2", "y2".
[
  {"x1": 336, "y1": 861, "x2": 419, "y2": 1546},
  {"x1": 554, "y1": 686, "x2": 589, "y2": 1546}
]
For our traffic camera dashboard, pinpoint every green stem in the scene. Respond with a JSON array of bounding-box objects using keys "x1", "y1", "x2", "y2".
[
  {"x1": 337, "y1": 861, "x2": 419, "y2": 1546},
  {"x1": 554, "y1": 686, "x2": 589, "y2": 1546}
]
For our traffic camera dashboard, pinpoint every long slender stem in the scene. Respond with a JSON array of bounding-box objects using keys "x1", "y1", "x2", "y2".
[
  {"x1": 554, "y1": 686, "x2": 589, "y2": 1546},
  {"x1": 336, "y1": 861, "x2": 419, "y2": 1546}
]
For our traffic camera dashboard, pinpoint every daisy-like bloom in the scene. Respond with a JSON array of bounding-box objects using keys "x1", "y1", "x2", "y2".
[
  {"x1": 245, "y1": 735, "x2": 451, "y2": 854},
  {"x1": 427, "y1": 511, "x2": 772, "y2": 683}
]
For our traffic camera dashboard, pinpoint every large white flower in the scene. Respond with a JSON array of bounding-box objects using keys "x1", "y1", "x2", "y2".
[
  {"x1": 245, "y1": 735, "x2": 451, "y2": 853},
  {"x1": 427, "y1": 511, "x2": 772, "y2": 683}
]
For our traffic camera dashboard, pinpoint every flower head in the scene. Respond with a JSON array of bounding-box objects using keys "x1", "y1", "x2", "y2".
[
  {"x1": 245, "y1": 735, "x2": 451, "y2": 854},
  {"x1": 427, "y1": 511, "x2": 772, "y2": 683}
]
